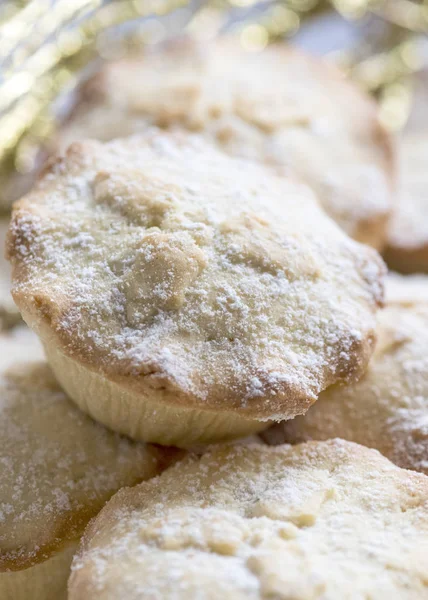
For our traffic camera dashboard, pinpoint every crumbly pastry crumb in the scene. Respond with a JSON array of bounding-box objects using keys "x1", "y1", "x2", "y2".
[
  {"x1": 8, "y1": 130, "x2": 384, "y2": 425},
  {"x1": 58, "y1": 38, "x2": 394, "y2": 249},
  {"x1": 264, "y1": 275, "x2": 428, "y2": 475},
  {"x1": 68, "y1": 440, "x2": 428, "y2": 599}
]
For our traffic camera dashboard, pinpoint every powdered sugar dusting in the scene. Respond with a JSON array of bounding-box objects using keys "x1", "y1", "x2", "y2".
[
  {"x1": 265, "y1": 279, "x2": 428, "y2": 475},
  {"x1": 9, "y1": 130, "x2": 384, "y2": 418},
  {"x1": 68, "y1": 441, "x2": 428, "y2": 599},
  {"x1": 58, "y1": 39, "x2": 392, "y2": 247},
  {"x1": 0, "y1": 328, "x2": 163, "y2": 570}
]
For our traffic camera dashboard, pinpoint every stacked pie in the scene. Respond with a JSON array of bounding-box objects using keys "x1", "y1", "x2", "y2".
[{"x1": 1, "y1": 38, "x2": 428, "y2": 599}]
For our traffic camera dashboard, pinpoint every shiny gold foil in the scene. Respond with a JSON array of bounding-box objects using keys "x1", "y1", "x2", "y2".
[{"x1": 0, "y1": 0, "x2": 427, "y2": 210}]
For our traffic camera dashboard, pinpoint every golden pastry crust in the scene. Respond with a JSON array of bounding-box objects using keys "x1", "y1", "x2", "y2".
[
  {"x1": 8, "y1": 131, "x2": 384, "y2": 444},
  {"x1": 0, "y1": 327, "x2": 173, "y2": 574},
  {"x1": 58, "y1": 38, "x2": 395, "y2": 249},
  {"x1": 0, "y1": 219, "x2": 20, "y2": 329},
  {"x1": 68, "y1": 440, "x2": 428, "y2": 600},
  {"x1": 264, "y1": 275, "x2": 428, "y2": 474},
  {"x1": 384, "y1": 133, "x2": 428, "y2": 273}
]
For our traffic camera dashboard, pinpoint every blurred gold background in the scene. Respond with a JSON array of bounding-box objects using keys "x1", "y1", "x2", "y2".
[{"x1": 0, "y1": 0, "x2": 427, "y2": 211}]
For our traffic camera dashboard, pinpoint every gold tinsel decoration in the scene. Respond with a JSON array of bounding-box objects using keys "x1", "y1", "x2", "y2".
[{"x1": 0, "y1": 0, "x2": 427, "y2": 205}]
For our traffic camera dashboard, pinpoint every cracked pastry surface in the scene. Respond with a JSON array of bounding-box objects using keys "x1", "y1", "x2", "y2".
[
  {"x1": 68, "y1": 440, "x2": 428, "y2": 600},
  {"x1": 264, "y1": 275, "x2": 428, "y2": 475},
  {"x1": 384, "y1": 134, "x2": 428, "y2": 273},
  {"x1": 58, "y1": 38, "x2": 394, "y2": 249},
  {"x1": 8, "y1": 131, "x2": 384, "y2": 428},
  {"x1": 0, "y1": 326, "x2": 171, "y2": 575}
]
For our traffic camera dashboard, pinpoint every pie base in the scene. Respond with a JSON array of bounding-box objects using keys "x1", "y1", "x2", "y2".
[{"x1": 43, "y1": 342, "x2": 268, "y2": 448}]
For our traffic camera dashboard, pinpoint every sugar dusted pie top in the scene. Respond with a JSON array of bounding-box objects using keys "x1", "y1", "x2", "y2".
[
  {"x1": 59, "y1": 38, "x2": 394, "y2": 248},
  {"x1": 265, "y1": 276, "x2": 428, "y2": 474},
  {"x1": 0, "y1": 328, "x2": 167, "y2": 572},
  {"x1": 68, "y1": 440, "x2": 428, "y2": 599},
  {"x1": 9, "y1": 131, "x2": 384, "y2": 419}
]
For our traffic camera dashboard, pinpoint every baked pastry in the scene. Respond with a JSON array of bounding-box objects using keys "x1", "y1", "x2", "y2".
[
  {"x1": 384, "y1": 133, "x2": 428, "y2": 272},
  {"x1": 0, "y1": 219, "x2": 21, "y2": 329},
  {"x1": 0, "y1": 326, "x2": 174, "y2": 600},
  {"x1": 68, "y1": 440, "x2": 428, "y2": 599},
  {"x1": 264, "y1": 276, "x2": 428, "y2": 474},
  {"x1": 58, "y1": 38, "x2": 394, "y2": 249},
  {"x1": 8, "y1": 131, "x2": 385, "y2": 446}
]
